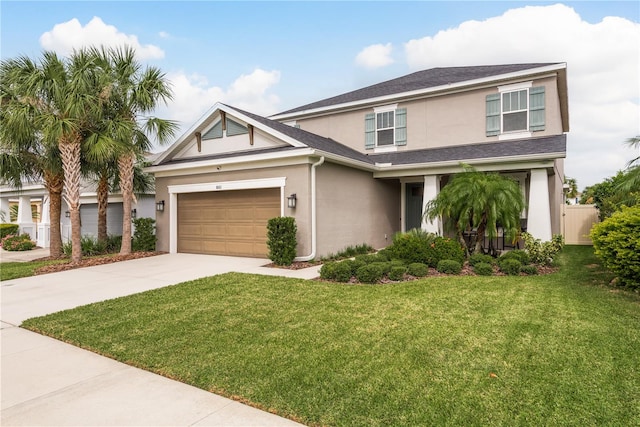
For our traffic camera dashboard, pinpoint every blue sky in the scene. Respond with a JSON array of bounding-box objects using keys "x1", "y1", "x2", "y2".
[{"x1": 1, "y1": 1, "x2": 639, "y2": 189}]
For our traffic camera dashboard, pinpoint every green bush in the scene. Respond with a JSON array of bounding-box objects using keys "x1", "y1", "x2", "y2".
[
  {"x1": 522, "y1": 232, "x2": 564, "y2": 266},
  {"x1": 468, "y1": 253, "x2": 495, "y2": 267},
  {"x1": 371, "y1": 261, "x2": 392, "y2": 275},
  {"x1": 319, "y1": 262, "x2": 337, "y2": 281},
  {"x1": 1, "y1": 233, "x2": 36, "y2": 251},
  {"x1": 591, "y1": 205, "x2": 640, "y2": 288},
  {"x1": 388, "y1": 265, "x2": 406, "y2": 281},
  {"x1": 105, "y1": 234, "x2": 122, "y2": 252},
  {"x1": 355, "y1": 253, "x2": 388, "y2": 264},
  {"x1": 499, "y1": 259, "x2": 522, "y2": 275},
  {"x1": 387, "y1": 229, "x2": 438, "y2": 263},
  {"x1": 437, "y1": 259, "x2": 462, "y2": 274},
  {"x1": 0, "y1": 223, "x2": 19, "y2": 239},
  {"x1": 321, "y1": 243, "x2": 374, "y2": 261},
  {"x1": 521, "y1": 265, "x2": 539, "y2": 275},
  {"x1": 425, "y1": 237, "x2": 465, "y2": 268},
  {"x1": 333, "y1": 261, "x2": 354, "y2": 283},
  {"x1": 356, "y1": 263, "x2": 385, "y2": 284},
  {"x1": 407, "y1": 262, "x2": 429, "y2": 277},
  {"x1": 266, "y1": 217, "x2": 297, "y2": 266},
  {"x1": 342, "y1": 259, "x2": 366, "y2": 277},
  {"x1": 499, "y1": 250, "x2": 530, "y2": 265},
  {"x1": 473, "y1": 262, "x2": 494, "y2": 276},
  {"x1": 132, "y1": 218, "x2": 156, "y2": 252}
]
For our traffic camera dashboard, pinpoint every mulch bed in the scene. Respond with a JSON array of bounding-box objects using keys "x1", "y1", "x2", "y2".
[
  {"x1": 263, "y1": 261, "x2": 322, "y2": 270},
  {"x1": 34, "y1": 252, "x2": 165, "y2": 275}
]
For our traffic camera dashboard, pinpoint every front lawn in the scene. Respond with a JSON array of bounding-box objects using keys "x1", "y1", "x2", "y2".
[
  {"x1": 0, "y1": 259, "x2": 68, "y2": 281},
  {"x1": 22, "y1": 246, "x2": 640, "y2": 426}
]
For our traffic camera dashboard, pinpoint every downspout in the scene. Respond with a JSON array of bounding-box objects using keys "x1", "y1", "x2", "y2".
[{"x1": 295, "y1": 156, "x2": 325, "y2": 261}]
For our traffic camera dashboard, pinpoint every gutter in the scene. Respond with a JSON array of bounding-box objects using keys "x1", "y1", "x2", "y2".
[{"x1": 294, "y1": 156, "x2": 325, "y2": 262}]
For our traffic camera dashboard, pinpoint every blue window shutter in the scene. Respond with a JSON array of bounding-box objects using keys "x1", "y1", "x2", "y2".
[
  {"x1": 395, "y1": 108, "x2": 407, "y2": 146},
  {"x1": 202, "y1": 121, "x2": 223, "y2": 140},
  {"x1": 486, "y1": 94, "x2": 500, "y2": 136},
  {"x1": 529, "y1": 86, "x2": 545, "y2": 131},
  {"x1": 226, "y1": 118, "x2": 249, "y2": 136},
  {"x1": 365, "y1": 113, "x2": 375, "y2": 149}
]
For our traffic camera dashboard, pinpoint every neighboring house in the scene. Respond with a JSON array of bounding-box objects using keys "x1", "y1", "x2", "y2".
[
  {"x1": 0, "y1": 180, "x2": 155, "y2": 248},
  {"x1": 147, "y1": 63, "x2": 569, "y2": 259}
]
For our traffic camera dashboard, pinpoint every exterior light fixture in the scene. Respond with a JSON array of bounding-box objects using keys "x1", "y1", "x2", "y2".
[
  {"x1": 65, "y1": 211, "x2": 70, "y2": 218},
  {"x1": 156, "y1": 200, "x2": 165, "y2": 212},
  {"x1": 287, "y1": 193, "x2": 297, "y2": 209},
  {"x1": 131, "y1": 209, "x2": 137, "y2": 219}
]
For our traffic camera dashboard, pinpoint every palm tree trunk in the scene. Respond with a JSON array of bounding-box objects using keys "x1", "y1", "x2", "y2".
[
  {"x1": 44, "y1": 170, "x2": 64, "y2": 258},
  {"x1": 118, "y1": 153, "x2": 134, "y2": 255},
  {"x1": 97, "y1": 172, "x2": 109, "y2": 242},
  {"x1": 59, "y1": 135, "x2": 82, "y2": 264}
]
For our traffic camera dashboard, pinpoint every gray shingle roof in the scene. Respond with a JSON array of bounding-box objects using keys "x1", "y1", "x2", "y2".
[
  {"x1": 276, "y1": 63, "x2": 560, "y2": 115},
  {"x1": 369, "y1": 134, "x2": 566, "y2": 166}
]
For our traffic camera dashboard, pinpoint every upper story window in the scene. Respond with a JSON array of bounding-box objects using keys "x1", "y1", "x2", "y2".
[
  {"x1": 486, "y1": 82, "x2": 545, "y2": 139},
  {"x1": 365, "y1": 105, "x2": 407, "y2": 150}
]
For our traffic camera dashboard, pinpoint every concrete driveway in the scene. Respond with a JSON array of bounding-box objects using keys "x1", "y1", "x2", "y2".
[{"x1": 1, "y1": 253, "x2": 318, "y2": 426}]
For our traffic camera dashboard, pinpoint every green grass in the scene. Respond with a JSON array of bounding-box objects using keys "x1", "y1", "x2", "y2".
[
  {"x1": 22, "y1": 246, "x2": 640, "y2": 426},
  {"x1": 0, "y1": 259, "x2": 68, "y2": 281}
]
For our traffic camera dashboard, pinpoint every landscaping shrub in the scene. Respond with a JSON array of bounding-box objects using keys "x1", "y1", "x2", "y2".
[
  {"x1": 468, "y1": 253, "x2": 495, "y2": 267},
  {"x1": 387, "y1": 229, "x2": 437, "y2": 263},
  {"x1": 499, "y1": 249, "x2": 530, "y2": 266},
  {"x1": 333, "y1": 261, "x2": 354, "y2": 283},
  {"x1": 266, "y1": 217, "x2": 297, "y2": 266},
  {"x1": 521, "y1": 265, "x2": 539, "y2": 275},
  {"x1": 355, "y1": 253, "x2": 388, "y2": 264},
  {"x1": 319, "y1": 262, "x2": 337, "y2": 281},
  {"x1": 407, "y1": 262, "x2": 429, "y2": 277},
  {"x1": 105, "y1": 234, "x2": 122, "y2": 253},
  {"x1": 371, "y1": 261, "x2": 392, "y2": 275},
  {"x1": 0, "y1": 223, "x2": 19, "y2": 239},
  {"x1": 388, "y1": 265, "x2": 406, "y2": 281},
  {"x1": 425, "y1": 237, "x2": 465, "y2": 268},
  {"x1": 437, "y1": 259, "x2": 462, "y2": 274},
  {"x1": 522, "y1": 232, "x2": 564, "y2": 266},
  {"x1": 473, "y1": 262, "x2": 494, "y2": 276},
  {"x1": 132, "y1": 218, "x2": 156, "y2": 252},
  {"x1": 1, "y1": 233, "x2": 35, "y2": 251},
  {"x1": 499, "y1": 259, "x2": 522, "y2": 275},
  {"x1": 63, "y1": 234, "x2": 123, "y2": 257},
  {"x1": 590, "y1": 205, "x2": 640, "y2": 288},
  {"x1": 344, "y1": 259, "x2": 366, "y2": 277},
  {"x1": 321, "y1": 243, "x2": 374, "y2": 261},
  {"x1": 356, "y1": 263, "x2": 385, "y2": 284}
]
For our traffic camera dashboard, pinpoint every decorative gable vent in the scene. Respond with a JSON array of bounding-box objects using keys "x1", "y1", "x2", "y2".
[
  {"x1": 202, "y1": 121, "x2": 223, "y2": 140},
  {"x1": 226, "y1": 118, "x2": 249, "y2": 136}
]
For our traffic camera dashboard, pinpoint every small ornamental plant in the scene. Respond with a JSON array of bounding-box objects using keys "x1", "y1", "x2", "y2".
[
  {"x1": 266, "y1": 217, "x2": 297, "y2": 266},
  {"x1": 1, "y1": 233, "x2": 36, "y2": 251}
]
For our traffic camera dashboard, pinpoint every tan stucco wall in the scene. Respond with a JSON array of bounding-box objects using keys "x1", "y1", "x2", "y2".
[
  {"x1": 315, "y1": 162, "x2": 400, "y2": 255},
  {"x1": 296, "y1": 75, "x2": 564, "y2": 153},
  {"x1": 154, "y1": 164, "x2": 312, "y2": 255}
]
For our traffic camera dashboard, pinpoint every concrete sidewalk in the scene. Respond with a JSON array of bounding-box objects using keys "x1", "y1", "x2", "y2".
[
  {"x1": 0, "y1": 247, "x2": 50, "y2": 263},
  {"x1": 1, "y1": 253, "x2": 318, "y2": 426}
]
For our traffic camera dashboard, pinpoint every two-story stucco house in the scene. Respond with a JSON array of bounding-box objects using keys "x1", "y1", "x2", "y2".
[{"x1": 148, "y1": 63, "x2": 569, "y2": 260}]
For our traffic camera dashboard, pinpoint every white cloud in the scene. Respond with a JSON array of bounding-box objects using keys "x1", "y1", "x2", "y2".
[
  {"x1": 355, "y1": 43, "x2": 394, "y2": 69},
  {"x1": 404, "y1": 3, "x2": 640, "y2": 189},
  {"x1": 158, "y1": 31, "x2": 171, "y2": 39},
  {"x1": 40, "y1": 17, "x2": 164, "y2": 60},
  {"x1": 152, "y1": 68, "x2": 281, "y2": 147}
]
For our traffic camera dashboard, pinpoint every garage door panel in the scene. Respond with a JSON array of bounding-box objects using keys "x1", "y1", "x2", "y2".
[{"x1": 177, "y1": 188, "x2": 280, "y2": 257}]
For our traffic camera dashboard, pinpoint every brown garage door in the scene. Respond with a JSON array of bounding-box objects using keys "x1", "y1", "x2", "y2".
[{"x1": 177, "y1": 188, "x2": 280, "y2": 257}]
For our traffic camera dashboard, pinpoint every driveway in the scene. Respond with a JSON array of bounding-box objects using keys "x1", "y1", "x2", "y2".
[{"x1": 1, "y1": 253, "x2": 318, "y2": 426}]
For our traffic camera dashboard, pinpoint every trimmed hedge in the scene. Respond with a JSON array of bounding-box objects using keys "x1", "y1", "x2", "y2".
[
  {"x1": 437, "y1": 259, "x2": 462, "y2": 274},
  {"x1": 425, "y1": 237, "x2": 465, "y2": 267},
  {"x1": 0, "y1": 223, "x2": 19, "y2": 239},
  {"x1": 356, "y1": 263, "x2": 385, "y2": 284},
  {"x1": 499, "y1": 259, "x2": 522, "y2": 275},
  {"x1": 132, "y1": 218, "x2": 156, "y2": 252},
  {"x1": 521, "y1": 265, "x2": 539, "y2": 275},
  {"x1": 499, "y1": 249, "x2": 530, "y2": 265},
  {"x1": 388, "y1": 266, "x2": 406, "y2": 281},
  {"x1": 407, "y1": 262, "x2": 429, "y2": 277},
  {"x1": 473, "y1": 262, "x2": 494, "y2": 276},
  {"x1": 469, "y1": 253, "x2": 495, "y2": 267},
  {"x1": 267, "y1": 217, "x2": 297, "y2": 266}
]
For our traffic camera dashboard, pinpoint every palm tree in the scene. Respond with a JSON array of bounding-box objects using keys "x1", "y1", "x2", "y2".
[
  {"x1": 616, "y1": 136, "x2": 640, "y2": 194},
  {"x1": 0, "y1": 60, "x2": 66, "y2": 258},
  {"x1": 564, "y1": 176, "x2": 578, "y2": 203},
  {"x1": 424, "y1": 165, "x2": 526, "y2": 256},
  {"x1": 97, "y1": 46, "x2": 176, "y2": 254}
]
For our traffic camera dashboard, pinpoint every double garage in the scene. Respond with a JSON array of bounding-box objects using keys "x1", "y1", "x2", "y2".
[{"x1": 176, "y1": 188, "x2": 280, "y2": 258}]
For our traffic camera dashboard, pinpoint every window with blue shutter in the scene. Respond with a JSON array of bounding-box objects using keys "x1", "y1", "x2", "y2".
[
  {"x1": 395, "y1": 108, "x2": 407, "y2": 146},
  {"x1": 486, "y1": 94, "x2": 501, "y2": 136},
  {"x1": 365, "y1": 113, "x2": 375, "y2": 149},
  {"x1": 529, "y1": 86, "x2": 545, "y2": 131},
  {"x1": 365, "y1": 108, "x2": 407, "y2": 148}
]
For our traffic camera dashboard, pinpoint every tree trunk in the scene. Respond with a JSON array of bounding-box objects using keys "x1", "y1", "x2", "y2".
[
  {"x1": 59, "y1": 135, "x2": 82, "y2": 264},
  {"x1": 97, "y1": 172, "x2": 109, "y2": 242},
  {"x1": 44, "y1": 170, "x2": 64, "y2": 258},
  {"x1": 118, "y1": 153, "x2": 134, "y2": 255}
]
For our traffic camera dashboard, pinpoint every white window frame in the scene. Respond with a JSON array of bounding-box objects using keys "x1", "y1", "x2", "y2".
[
  {"x1": 374, "y1": 104, "x2": 398, "y2": 148},
  {"x1": 498, "y1": 82, "x2": 532, "y2": 140}
]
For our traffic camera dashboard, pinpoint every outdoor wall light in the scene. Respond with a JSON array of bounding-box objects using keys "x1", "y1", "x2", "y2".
[
  {"x1": 287, "y1": 193, "x2": 297, "y2": 209},
  {"x1": 65, "y1": 211, "x2": 70, "y2": 218},
  {"x1": 131, "y1": 209, "x2": 137, "y2": 219},
  {"x1": 156, "y1": 200, "x2": 165, "y2": 212}
]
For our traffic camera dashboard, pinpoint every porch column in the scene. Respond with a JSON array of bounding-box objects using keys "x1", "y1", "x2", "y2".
[
  {"x1": 527, "y1": 169, "x2": 552, "y2": 241},
  {"x1": 421, "y1": 175, "x2": 440, "y2": 234},
  {"x1": 0, "y1": 197, "x2": 10, "y2": 223},
  {"x1": 17, "y1": 195, "x2": 36, "y2": 241},
  {"x1": 37, "y1": 196, "x2": 51, "y2": 248}
]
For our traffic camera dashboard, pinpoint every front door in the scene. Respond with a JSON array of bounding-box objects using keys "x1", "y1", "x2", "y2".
[{"x1": 405, "y1": 183, "x2": 423, "y2": 231}]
